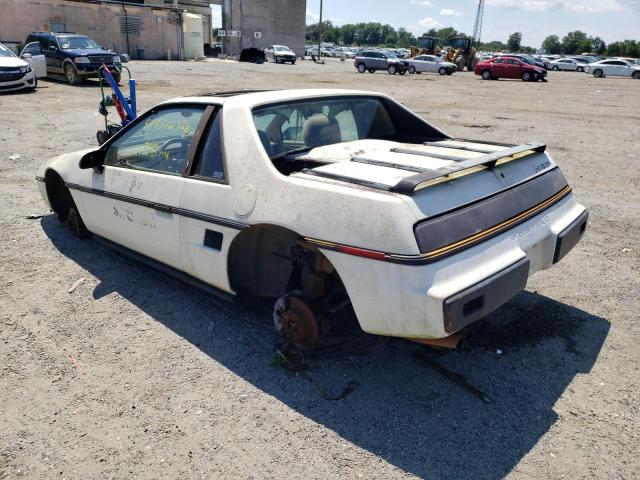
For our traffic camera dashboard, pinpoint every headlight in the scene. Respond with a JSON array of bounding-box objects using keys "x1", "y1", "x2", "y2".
[
  {"x1": 20, "y1": 65, "x2": 32, "y2": 73},
  {"x1": 113, "y1": 55, "x2": 121, "y2": 64},
  {"x1": 74, "y1": 57, "x2": 90, "y2": 64}
]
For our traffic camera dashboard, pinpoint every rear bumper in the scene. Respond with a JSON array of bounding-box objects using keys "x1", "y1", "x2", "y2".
[
  {"x1": 322, "y1": 194, "x2": 587, "y2": 339},
  {"x1": 443, "y1": 257, "x2": 530, "y2": 334}
]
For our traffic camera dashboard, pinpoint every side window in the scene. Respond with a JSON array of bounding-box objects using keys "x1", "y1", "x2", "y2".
[
  {"x1": 105, "y1": 107, "x2": 205, "y2": 175},
  {"x1": 23, "y1": 42, "x2": 42, "y2": 56},
  {"x1": 493, "y1": 58, "x2": 504, "y2": 64},
  {"x1": 193, "y1": 112, "x2": 225, "y2": 180}
]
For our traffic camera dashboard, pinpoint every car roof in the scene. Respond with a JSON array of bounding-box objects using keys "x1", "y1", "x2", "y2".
[{"x1": 160, "y1": 89, "x2": 387, "y2": 108}]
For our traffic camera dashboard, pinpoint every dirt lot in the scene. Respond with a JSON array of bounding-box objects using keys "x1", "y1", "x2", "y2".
[{"x1": 1, "y1": 58, "x2": 639, "y2": 480}]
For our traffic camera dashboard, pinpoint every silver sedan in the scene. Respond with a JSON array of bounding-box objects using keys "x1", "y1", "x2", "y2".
[
  {"x1": 586, "y1": 59, "x2": 640, "y2": 79},
  {"x1": 407, "y1": 55, "x2": 456, "y2": 75},
  {"x1": 549, "y1": 58, "x2": 586, "y2": 72}
]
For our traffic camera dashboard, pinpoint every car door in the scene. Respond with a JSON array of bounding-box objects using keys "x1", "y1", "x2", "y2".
[
  {"x1": 423, "y1": 56, "x2": 438, "y2": 73},
  {"x1": 503, "y1": 59, "x2": 520, "y2": 78},
  {"x1": 178, "y1": 107, "x2": 244, "y2": 293},
  {"x1": 74, "y1": 105, "x2": 208, "y2": 270},
  {"x1": 20, "y1": 42, "x2": 47, "y2": 78},
  {"x1": 610, "y1": 61, "x2": 629, "y2": 76},
  {"x1": 491, "y1": 58, "x2": 506, "y2": 77}
]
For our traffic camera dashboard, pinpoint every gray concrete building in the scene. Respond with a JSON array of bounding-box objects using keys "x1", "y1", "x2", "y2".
[
  {"x1": 219, "y1": 0, "x2": 307, "y2": 58},
  {"x1": 0, "y1": 0, "x2": 306, "y2": 60}
]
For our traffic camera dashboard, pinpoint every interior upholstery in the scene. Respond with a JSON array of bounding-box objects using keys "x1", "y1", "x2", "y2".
[{"x1": 303, "y1": 114, "x2": 342, "y2": 148}]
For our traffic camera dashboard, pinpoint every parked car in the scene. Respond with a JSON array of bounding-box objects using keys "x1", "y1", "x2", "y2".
[
  {"x1": 498, "y1": 54, "x2": 547, "y2": 70},
  {"x1": 24, "y1": 32, "x2": 121, "y2": 85},
  {"x1": 354, "y1": 50, "x2": 409, "y2": 74},
  {"x1": 36, "y1": 89, "x2": 587, "y2": 348},
  {"x1": 407, "y1": 55, "x2": 456, "y2": 75},
  {"x1": 264, "y1": 45, "x2": 297, "y2": 64},
  {"x1": 585, "y1": 59, "x2": 640, "y2": 78},
  {"x1": 614, "y1": 57, "x2": 639, "y2": 65},
  {"x1": 475, "y1": 56, "x2": 547, "y2": 81},
  {"x1": 549, "y1": 58, "x2": 586, "y2": 72},
  {"x1": 0, "y1": 42, "x2": 41, "y2": 92},
  {"x1": 569, "y1": 56, "x2": 598, "y2": 64}
]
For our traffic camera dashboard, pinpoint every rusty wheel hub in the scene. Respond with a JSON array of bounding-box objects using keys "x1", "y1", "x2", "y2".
[
  {"x1": 274, "y1": 294, "x2": 326, "y2": 348},
  {"x1": 66, "y1": 208, "x2": 80, "y2": 236}
]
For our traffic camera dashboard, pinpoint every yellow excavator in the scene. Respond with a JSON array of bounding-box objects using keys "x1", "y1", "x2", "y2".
[
  {"x1": 412, "y1": 0, "x2": 484, "y2": 71},
  {"x1": 442, "y1": 35, "x2": 478, "y2": 72},
  {"x1": 410, "y1": 36, "x2": 441, "y2": 58}
]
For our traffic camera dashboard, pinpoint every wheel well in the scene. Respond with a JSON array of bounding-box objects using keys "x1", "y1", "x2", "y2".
[
  {"x1": 227, "y1": 224, "x2": 348, "y2": 306},
  {"x1": 45, "y1": 170, "x2": 74, "y2": 221}
]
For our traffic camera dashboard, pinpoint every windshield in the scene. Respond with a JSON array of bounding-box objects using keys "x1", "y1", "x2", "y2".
[
  {"x1": 386, "y1": 52, "x2": 398, "y2": 59},
  {"x1": 0, "y1": 43, "x2": 16, "y2": 58},
  {"x1": 274, "y1": 46, "x2": 292, "y2": 53},
  {"x1": 58, "y1": 36, "x2": 100, "y2": 50}
]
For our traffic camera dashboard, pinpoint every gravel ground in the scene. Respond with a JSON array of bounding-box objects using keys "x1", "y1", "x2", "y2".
[{"x1": 0, "y1": 58, "x2": 639, "y2": 480}]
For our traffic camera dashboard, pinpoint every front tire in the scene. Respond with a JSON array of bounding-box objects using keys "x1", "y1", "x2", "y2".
[
  {"x1": 64, "y1": 63, "x2": 82, "y2": 85},
  {"x1": 356, "y1": 63, "x2": 366, "y2": 73},
  {"x1": 438, "y1": 66, "x2": 446, "y2": 75},
  {"x1": 552, "y1": 65, "x2": 559, "y2": 71},
  {"x1": 481, "y1": 69, "x2": 492, "y2": 80},
  {"x1": 522, "y1": 71, "x2": 532, "y2": 82},
  {"x1": 577, "y1": 66, "x2": 584, "y2": 72},
  {"x1": 66, "y1": 206, "x2": 91, "y2": 239},
  {"x1": 632, "y1": 71, "x2": 640, "y2": 79},
  {"x1": 387, "y1": 64, "x2": 398, "y2": 75},
  {"x1": 408, "y1": 66, "x2": 416, "y2": 74},
  {"x1": 593, "y1": 69, "x2": 604, "y2": 78}
]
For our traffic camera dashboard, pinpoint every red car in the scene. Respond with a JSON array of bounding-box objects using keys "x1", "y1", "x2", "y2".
[{"x1": 475, "y1": 56, "x2": 547, "y2": 82}]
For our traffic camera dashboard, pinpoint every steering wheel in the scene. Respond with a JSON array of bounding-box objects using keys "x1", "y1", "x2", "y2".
[{"x1": 147, "y1": 137, "x2": 190, "y2": 172}]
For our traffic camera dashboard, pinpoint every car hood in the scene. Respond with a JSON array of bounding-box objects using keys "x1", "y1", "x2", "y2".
[
  {"x1": 63, "y1": 48, "x2": 116, "y2": 56},
  {"x1": 0, "y1": 56, "x2": 28, "y2": 68}
]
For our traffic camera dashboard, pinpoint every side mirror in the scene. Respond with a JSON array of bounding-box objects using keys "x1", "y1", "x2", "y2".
[
  {"x1": 22, "y1": 53, "x2": 32, "y2": 59},
  {"x1": 79, "y1": 149, "x2": 106, "y2": 172},
  {"x1": 49, "y1": 45, "x2": 57, "y2": 51}
]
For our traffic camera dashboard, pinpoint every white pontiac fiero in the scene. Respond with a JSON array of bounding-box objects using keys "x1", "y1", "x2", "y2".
[{"x1": 36, "y1": 89, "x2": 588, "y2": 347}]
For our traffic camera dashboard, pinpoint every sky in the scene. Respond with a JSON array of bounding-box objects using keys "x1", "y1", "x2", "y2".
[{"x1": 305, "y1": 0, "x2": 640, "y2": 47}]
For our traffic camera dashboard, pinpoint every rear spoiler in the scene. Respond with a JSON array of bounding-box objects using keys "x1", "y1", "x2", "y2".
[{"x1": 390, "y1": 142, "x2": 546, "y2": 195}]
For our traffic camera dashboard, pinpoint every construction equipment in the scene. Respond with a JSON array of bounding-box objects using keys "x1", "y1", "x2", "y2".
[
  {"x1": 96, "y1": 64, "x2": 136, "y2": 145},
  {"x1": 410, "y1": 36, "x2": 440, "y2": 58},
  {"x1": 443, "y1": 0, "x2": 484, "y2": 71},
  {"x1": 443, "y1": 35, "x2": 478, "y2": 72}
]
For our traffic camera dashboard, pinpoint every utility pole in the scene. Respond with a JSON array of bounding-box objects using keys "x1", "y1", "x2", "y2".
[{"x1": 317, "y1": 0, "x2": 323, "y2": 60}]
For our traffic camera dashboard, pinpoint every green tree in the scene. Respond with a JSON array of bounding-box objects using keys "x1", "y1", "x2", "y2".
[
  {"x1": 591, "y1": 36, "x2": 606, "y2": 55},
  {"x1": 542, "y1": 35, "x2": 561, "y2": 54},
  {"x1": 561, "y1": 30, "x2": 588, "y2": 54},
  {"x1": 480, "y1": 40, "x2": 507, "y2": 51},
  {"x1": 507, "y1": 32, "x2": 522, "y2": 52},
  {"x1": 397, "y1": 28, "x2": 416, "y2": 48}
]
